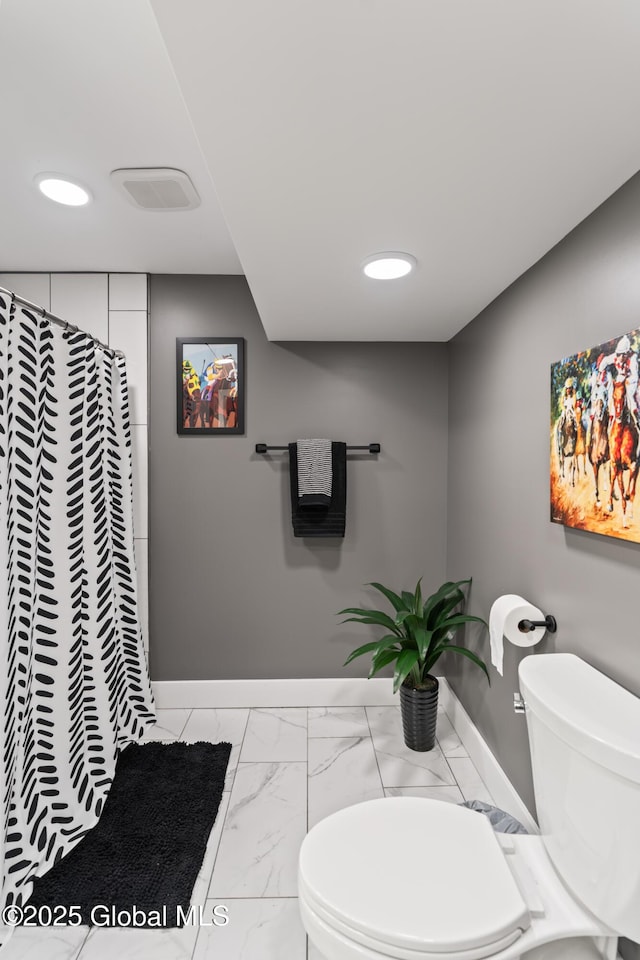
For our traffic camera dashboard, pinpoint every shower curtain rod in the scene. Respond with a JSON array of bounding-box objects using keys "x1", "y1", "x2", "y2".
[{"x1": 0, "y1": 284, "x2": 124, "y2": 359}]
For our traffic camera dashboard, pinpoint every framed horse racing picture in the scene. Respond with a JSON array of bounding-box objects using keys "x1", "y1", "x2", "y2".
[
  {"x1": 177, "y1": 337, "x2": 245, "y2": 435},
  {"x1": 550, "y1": 327, "x2": 640, "y2": 543}
]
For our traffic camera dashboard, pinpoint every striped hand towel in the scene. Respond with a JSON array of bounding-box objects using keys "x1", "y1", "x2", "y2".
[{"x1": 296, "y1": 438, "x2": 332, "y2": 508}]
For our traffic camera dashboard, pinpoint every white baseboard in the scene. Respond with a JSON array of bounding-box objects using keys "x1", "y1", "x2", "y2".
[
  {"x1": 438, "y1": 678, "x2": 539, "y2": 834},
  {"x1": 151, "y1": 677, "x2": 397, "y2": 709}
]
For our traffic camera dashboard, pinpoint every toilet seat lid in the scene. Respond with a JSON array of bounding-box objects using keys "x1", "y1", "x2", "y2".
[{"x1": 299, "y1": 798, "x2": 530, "y2": 958}]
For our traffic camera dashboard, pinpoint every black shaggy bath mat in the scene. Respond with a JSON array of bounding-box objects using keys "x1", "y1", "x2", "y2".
[{"x1": 26, "y1": 740, "x2": 231, "y2": 927}]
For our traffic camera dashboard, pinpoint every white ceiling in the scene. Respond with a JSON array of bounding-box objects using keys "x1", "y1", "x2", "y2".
[
  {"x1": 2, "y1": 1, "x2": 640, "y2": 340},
  {"x1": 0, "y1": 0, "x2": 242, "y2": 276}
]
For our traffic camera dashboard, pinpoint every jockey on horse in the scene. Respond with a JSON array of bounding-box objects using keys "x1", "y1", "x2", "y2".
[
  {"x1": 557, "y1": 377, "x2": 579, "y2": 485},
  {"x1": 559, "y1": 377, "x2": 578, "y2": 429},
  {"x1": 598, "y1": 335, "x2": 640, "y2": 456},
  {"x1": 587, "y1": 356, "x2": 610, "y2": 443}
]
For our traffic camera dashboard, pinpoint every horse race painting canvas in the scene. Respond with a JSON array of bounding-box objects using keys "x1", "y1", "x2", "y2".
[
  {"x1": 177, "y1": 337, "x2": 245, "y2": 435},
  {"x1": 550, "y1": 327, "x2": 640, "y2": 542}
]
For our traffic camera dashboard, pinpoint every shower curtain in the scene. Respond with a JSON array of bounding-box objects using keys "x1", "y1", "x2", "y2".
[{"x1": 0, "y1": 293, "x2": 155, "y2": 908}]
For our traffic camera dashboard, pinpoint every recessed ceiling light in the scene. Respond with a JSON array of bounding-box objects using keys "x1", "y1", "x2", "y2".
[
  {"x1": 363, "y1": 252, "x2": 416, "y2": 280},
  {"x1": 35, "y1": 174, "x2": 91, "y2": 206}
]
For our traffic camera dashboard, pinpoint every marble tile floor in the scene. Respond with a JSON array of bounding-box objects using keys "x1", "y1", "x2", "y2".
[{"x1": 0, "y1": 703, "x2": 493, "y2": 960}]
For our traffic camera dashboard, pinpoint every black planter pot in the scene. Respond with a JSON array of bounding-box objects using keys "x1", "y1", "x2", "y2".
[{"x1": 399, "y1": 676, "x2": 439, "y2": 751}]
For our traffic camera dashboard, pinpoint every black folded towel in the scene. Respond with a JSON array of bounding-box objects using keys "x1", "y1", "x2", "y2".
[
  {"x1": 299, "y1": 493, "x2": 331, "y2": 509},
  {"x1": 288, "y1": 442, "x2": 347, "y2": 538}
]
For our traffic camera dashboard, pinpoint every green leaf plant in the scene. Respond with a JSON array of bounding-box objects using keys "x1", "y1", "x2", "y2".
[{"x1": 340, "y1": 578, "x2": 490, "y2": 694}]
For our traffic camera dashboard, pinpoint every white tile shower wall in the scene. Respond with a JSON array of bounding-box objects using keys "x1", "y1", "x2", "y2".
[
  {"x1": 131, "y1": 424, "x2": 149, "y2": 539},
  {"x1": 0, "y1": 272, "x2": 149, "y2": 652},
  {"x1": 51, "y1": 273, "x2": 109, "y2": 343},
  {"x1": 109, "y1": 277, "x2": 149, "y2": 653},
  {"x1": 108, "y1": 310, "x2": 147, "y2": 426},
  {"x1": 135, "y1": 537, "x2": 149, "y2": 654},
  {"x1": 108, "y1": 273, "x2": 148, "y2": 312},
  {"x1": 0, "y1": 273, "x2": 51, "y2": 309}
]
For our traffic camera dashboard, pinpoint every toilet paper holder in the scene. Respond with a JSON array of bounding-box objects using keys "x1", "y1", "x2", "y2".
[{"x1": 518, "y1": 614, "x2": 557, "y2": 634}]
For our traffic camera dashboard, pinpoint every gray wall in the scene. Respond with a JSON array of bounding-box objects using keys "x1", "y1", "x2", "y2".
[
  {"x1": 446, "y1": 171, "x2": 640, "y2": 817},
  {"x1": 149, "y1": 275, "x2": 448, "y2": 681}
]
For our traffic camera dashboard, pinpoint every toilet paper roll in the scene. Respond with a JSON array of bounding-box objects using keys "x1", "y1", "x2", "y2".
[{"x1": 489, "y1": 595, "x2": 546, "y2": 676}]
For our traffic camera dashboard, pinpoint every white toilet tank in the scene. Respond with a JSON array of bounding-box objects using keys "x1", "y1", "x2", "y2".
[{"x1": 519, "y1": 653, "x2": 640, "y2": 942}]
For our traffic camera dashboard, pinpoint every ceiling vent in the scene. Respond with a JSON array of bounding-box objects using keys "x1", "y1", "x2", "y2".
[{"x1": 110, "y1": 168, "x2": 200, "y2": 211}]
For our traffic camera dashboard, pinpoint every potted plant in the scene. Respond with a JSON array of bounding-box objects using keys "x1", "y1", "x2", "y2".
[{"x1": 340, "y1": 578, "x2": 489, "y2": 751}]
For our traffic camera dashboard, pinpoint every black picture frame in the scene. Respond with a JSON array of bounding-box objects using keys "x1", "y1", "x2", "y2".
[{"x1": 177, "y1": 337, "x2": 245, "y2": 435}]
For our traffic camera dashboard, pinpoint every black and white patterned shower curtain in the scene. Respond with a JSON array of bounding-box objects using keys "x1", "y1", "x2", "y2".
[{"x1": 0, "y1": 293, "x2": 155, "y2": 908}]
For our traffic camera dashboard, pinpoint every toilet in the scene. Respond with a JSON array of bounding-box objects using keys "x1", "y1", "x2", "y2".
[{"x1": 298, "y1": 653, "x2": 640, "y2": 960}]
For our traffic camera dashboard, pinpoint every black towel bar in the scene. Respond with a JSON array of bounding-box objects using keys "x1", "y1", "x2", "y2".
[{"x1": 255, "y1": 442, "x2": 380, "y2": 454}]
